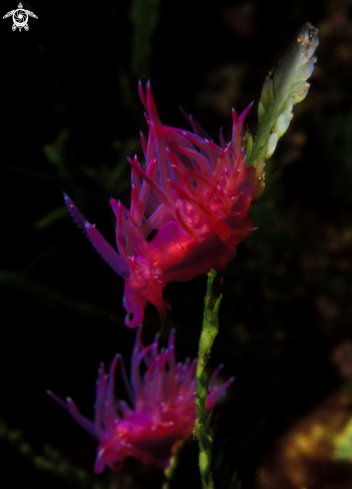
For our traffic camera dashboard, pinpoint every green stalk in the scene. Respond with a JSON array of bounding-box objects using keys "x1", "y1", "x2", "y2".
[{"x1": 195, "y1": 269, "x2": 223, "y2": 489}]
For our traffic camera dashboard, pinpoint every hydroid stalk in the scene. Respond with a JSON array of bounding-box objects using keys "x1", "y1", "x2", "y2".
[{"x1": 195, "y1": 269, "x2": 227, "y2": 489}]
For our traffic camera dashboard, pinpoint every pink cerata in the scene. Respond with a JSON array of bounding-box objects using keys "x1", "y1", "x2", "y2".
[
  {"x1": 48, "y1": 327, "x2": 233, "y2": 473},
  {"x1": 65, "y1": 82, "x2": 265, "y2": 327}
]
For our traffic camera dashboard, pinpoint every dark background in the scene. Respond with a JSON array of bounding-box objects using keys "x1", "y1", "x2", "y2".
[{"x1": 1, "y1": 0, "x2": 352, "y2": 488}]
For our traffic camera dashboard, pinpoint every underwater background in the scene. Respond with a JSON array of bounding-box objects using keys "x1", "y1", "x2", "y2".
[{"x1": 2, "y1": 0, "x2": 352, "y2": 488}]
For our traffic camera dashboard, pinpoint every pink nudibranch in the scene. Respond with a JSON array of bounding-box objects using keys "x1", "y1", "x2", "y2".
[
  {"x1": 65, "y1": 82, "x2": 265, "y2": 327},
  {"x1": 48, "y1": 327, "x2": 233, "y2": 473}
]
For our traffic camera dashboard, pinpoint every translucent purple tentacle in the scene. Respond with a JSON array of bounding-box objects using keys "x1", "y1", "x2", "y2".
[
  {"x1": 63, "y1": 192, "x2": 129, "y2": 278},
  {"x1": 84, "y1": 222, "x2": 130, "y2": 277},
  {"x1": 63, "y1": 192, "x2": 86, "y2": 231},
  {"x1": 47, "y1": 390, "x2": 97, "y2": 439}
]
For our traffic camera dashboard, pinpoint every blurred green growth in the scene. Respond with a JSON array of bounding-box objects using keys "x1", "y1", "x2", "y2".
[
  {"x1": 129, "y1": 0, "x2": 163, "y2": 81},
  {"x1": 118, "y1": 0, "x2": 163, "y2": 125},
  {"x1": 39, "y1": 129, "x2": 137, "y2": 230},
  {"x1": 212, "y1": 446, "x2": 243, "y2": 489},
  {"x1": 0, "y1": 270, "x2": 124, "y2": 330},
  {"x1": 36, "y1": 0, "x2": 165, "y2": 232},
  {"x1": 334, "y1": 416, "x2": 352, "y2": 463},
  {"x1": 0, "y1": 419, "x2": 105, "y2": 489}
]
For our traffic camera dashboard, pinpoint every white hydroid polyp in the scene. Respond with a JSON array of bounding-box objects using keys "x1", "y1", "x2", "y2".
[{"x1": 246, "y1": 23, "x2": 319, "y2": 168}]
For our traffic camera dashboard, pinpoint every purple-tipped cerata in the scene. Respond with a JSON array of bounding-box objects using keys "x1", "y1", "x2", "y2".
[
  {"x1": 65, "y1": 82, "x2": 265, "y2": 327},
  {"x1": 48, "y1": 327, "x2": 233, "y2": 473}
]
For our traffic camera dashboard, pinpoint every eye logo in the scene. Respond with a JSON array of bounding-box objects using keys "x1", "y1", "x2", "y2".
[{"x1": 3, "y1": 2, "x2": 38, "y2": 32}]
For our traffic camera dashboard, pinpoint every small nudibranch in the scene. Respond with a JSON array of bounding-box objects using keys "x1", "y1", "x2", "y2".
[{"x1": 48, "y1": 327, "x2": 233, "y2": 472}]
